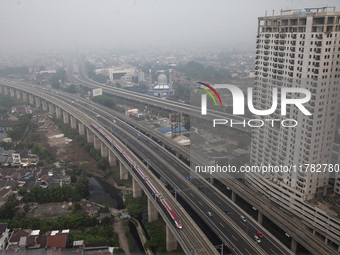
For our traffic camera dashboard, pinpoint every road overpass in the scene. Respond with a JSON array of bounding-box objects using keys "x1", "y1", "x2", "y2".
[
  {"x1": 0, "y1": 79, "x2": 294, "y2": 255},
  {"x1": 0, "y1": 80, "x2": 219, "y2": 255},
  {"x1": 70, "y1": 58, "x2": 251, "y2": 132}
]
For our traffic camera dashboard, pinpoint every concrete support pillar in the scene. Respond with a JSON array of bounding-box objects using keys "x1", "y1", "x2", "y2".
[
  {"x1": 10, "y1": 88, "x2": 15, "y2": 97},
  {"x1": 70, "y1": 116, "x2": 76, "y2": 129},
  {"x1": 0, "y1": 86, "x2": 2, "y2": 94},
  {"x1": 87, "y1": 129, "x2": 94, "y2": 143},
  {"x1": 119, "y1": 161, "x2": 129, "y2": 180},
  {"x1": 55, "y1": 107, "x2": 62, "y2": 119},
  {"x1": 109, "y1": 150, "x2": 117, "y2": 166},
  {"x1": 63, "y1": 111, "x2": 69, "y2": 124},
  {"x1": 48, "y1": 103, "x2": 54, "y2": 115},
  {"x1": 291, "y1": 238, "x2": 297, "y2": 254},
  {"x1": 35, "y1": 97, "x2": 41, "y2": 108},
  {"x1": 101, "y1": 141, "x2": 108, "y2": 157},
  {"x1": 22, "y1": 92, "x2": 28, "y2": 102},
  {"x1": 93, "y1": 136, "x2": 100, "y2": 150},
  {"x1": 231, "y1": 190, "x2": 236, "y2": 202},
  {"x1": 338, "y1": 244, "x2": 340, "y2": 253},
  {"x1": 325, "y1": 237, "x2": 328, "y2": 245},
  {"x1": 4, "y1": 87, "x2": 9, "y2": 96},
  {"x1": 148, "y1": 198, "x2": 158, "y2": 222},
  {"x1": 210, "y1": 177, "x2": 214, "y2": 185},
  {"x1": 258, "y1": 211, "x2": 263, "y2": 225},
  {"x1": 313, "y1": 229, "x2": 316, "y2": 236},
  {"x1": 78, "y1": 123, "x2": 85, "y2": 136},
  {"x1": 29, "y1": 94, "x2": 34, "y2": 105},
  {"x1": 16, "y1": 89, "x2": 21, "y2": 99},
  {"x1": 133, "y1": 178, "x2": 142, "y2": 198},
  {"x1": 42, "y1": 100, "x2": 48, "y2": 111},
  {"x1": 166, "y1": 225, "x2": 178, "y2": 252}
]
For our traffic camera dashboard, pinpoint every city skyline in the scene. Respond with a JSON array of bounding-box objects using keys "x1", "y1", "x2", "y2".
[{"x1": 1, "y1": 0, "x2": 340, "y2": 54}]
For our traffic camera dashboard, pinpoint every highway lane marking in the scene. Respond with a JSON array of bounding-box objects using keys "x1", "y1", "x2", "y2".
[
  {"x1": 219, "y1": 222, "x2": 225, "y2": 228},
  {"x1": 186, "y1": 184, "x2": 262, "y2": 255},
  {"x1": 217, "y1": 200, "x2": 222, "y2": 205},
  {"x1": 199, "y1": 201, "x2": 203, "y2": 206},
  {"x1": 98, "y1": 105, "x2": 262, "y2": 255},
  {"x1": 232, "y1": 235, "x2": 237, "y2": 241},
  {"x1": 270, "y1": 248, "x2": 278, "y2": 255},
  {"x1": 244, "y1": 248, "x2": 251, "y2": 255}
]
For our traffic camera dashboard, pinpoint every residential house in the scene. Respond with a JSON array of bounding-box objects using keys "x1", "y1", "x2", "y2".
[
  {"x1": 0, "y1": 187, "x2": 12, "y2": 202},
  {"x1": 0, "y1": 223, "x2": 9, "y2": 250}
]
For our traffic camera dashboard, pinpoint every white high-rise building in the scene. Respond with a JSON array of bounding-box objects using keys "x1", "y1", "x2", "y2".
[{"x1": 248, "y1": 7, "x2": 340, "y2": 203}]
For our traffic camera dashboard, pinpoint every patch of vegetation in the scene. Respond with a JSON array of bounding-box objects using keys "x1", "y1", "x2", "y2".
[
  {"x1": 2, "y1": 213, "x2": 97, "y2": 231},
  {"x1": 124, "y1": 193, "x2": 147, "y2": 219},
  {"x1": 68, "y1": 225, "x2": 116, "y2": 247},
  {"x1": 50, "y1": 68, "x2": 67, "y2": 90},
  {"x1": 0, "y1": 66, "x2": 29, "y2": 76},
  {"x1": 22, "y1": 176, "x2": 88, "y2": 203},
  {"x1": 63, "y1": 84, "x2": 78, "y2": 93},
  {"x1": 92, "y1": 95, "x2": 116, "y2": 108},
  {"x1": 144, "y1": 218, "x2": 166, "y2": 252},
  {"x1": 7, "y1": 114, "x2": 32, "y2": 142}
]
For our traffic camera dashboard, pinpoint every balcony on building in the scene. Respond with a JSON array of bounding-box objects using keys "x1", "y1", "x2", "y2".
[{"x1": 315, "y1": 48, "x2": 321, "y2": 54}]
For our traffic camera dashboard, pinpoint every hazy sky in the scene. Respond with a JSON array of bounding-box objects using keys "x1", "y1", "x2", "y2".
[{"x1": 1, "y1": 0, "x2": 340, "y2": 53}]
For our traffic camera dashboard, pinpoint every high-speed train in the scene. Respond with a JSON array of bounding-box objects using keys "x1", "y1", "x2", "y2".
[{"x1": 91, "y1": 123, "x2": 182, "y2": 229}]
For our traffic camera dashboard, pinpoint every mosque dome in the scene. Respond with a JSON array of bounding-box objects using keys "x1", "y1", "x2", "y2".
[{"x1": 157, "y1": 73, "x2": 168, "y2": 85}]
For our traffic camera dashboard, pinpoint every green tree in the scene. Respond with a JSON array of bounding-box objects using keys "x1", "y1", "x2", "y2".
[
  {"x1": 51, "y1": 68, "x2": 67, "y2": 89},
  {"x1": 63, "y1": 84, "x2": 77, "y2": 93},
  {"x1": 93, "y1": 74, "x2": 107, "y2": 84},
  {"x1": 96, "y1": 158, "x2": 109, "y2": 171},
  {"x1": 18, "y1": 187, "x2": 27, "y2": 196},
  {"x1": 126, "y1": 204, "x2": 143, "y2": 218},
  {"x1": 75, "y1": 175, "x2": 89, "y2": 197}
]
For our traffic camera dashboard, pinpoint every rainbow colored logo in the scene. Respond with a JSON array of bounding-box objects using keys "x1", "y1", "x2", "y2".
[{"x1": 197, "y1": 82, "x2": 223, "y2": 106}]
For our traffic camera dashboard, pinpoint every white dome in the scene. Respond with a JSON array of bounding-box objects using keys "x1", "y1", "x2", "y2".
[
  {"x1": 153, "y1": 84, "x2": 170, "y2": 90},
  {"x1": 157, "y1": 74, "x2": 168, "y2": 85}
]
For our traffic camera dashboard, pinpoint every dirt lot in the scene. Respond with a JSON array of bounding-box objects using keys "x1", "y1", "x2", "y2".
[
  {"x1": 34, "y1": 113, "x2": 119, "y2": 181},
  {"x1": 27, "y1": 202, "x2": 72, "y2": 218}
]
